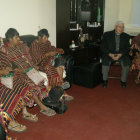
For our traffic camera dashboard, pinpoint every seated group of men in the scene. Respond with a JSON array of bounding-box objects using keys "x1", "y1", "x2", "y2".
[
  {"x1": 0, "y1": 28, "x2": 74, "y2": 134},
  {"x1": 1, "y1": 21, "x2": 140, "y2": 138}
]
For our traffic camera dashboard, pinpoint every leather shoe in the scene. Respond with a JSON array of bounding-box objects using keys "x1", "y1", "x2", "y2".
[
  {"x1": 102, "y1": 80, "x2": 108, "y2": 88},
  {"x1": 121, "y1": 81, "x2": 126, "y2": 88}
]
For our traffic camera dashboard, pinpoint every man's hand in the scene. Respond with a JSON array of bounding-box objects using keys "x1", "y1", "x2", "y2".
[
  {"x1": 130, "y1": 64, "x2": 135, "y2": 71},
  {"x1": 57, "y1": 48, "x2": 64, "y2": 54},
  {"x1": 109, "y1": 53, "x2": 114, "y2": 58},
  {"x1": 4, "y1": 70, "x2": 10, "y2": 75},
  {"x1": 0, "y1": 67, "x2": 12, "y2": 75},
  {"x1": 115, "y1": 53, "x2": 122, "y2": 60},
  {"x1": 5, "y1": 67, "x2": 13, "y2": 75},
  {"x1": 109, "y1": 53, "x2": 116, "y2": 60},
  {"x1": 50, "y1": 51, "x2": 58, "y2": 56},
  {"x1": 5, "y1": 67, "x2": 12, "y2": 72},
  {"x1": 14, "y1": 68, "x2": 24, "y2": 73},
  {"x1": 109, "y1": 53, "x2": 122, "y2": 61},
  {"x1": 129, "y1": 50, "x2": 133, "y2": 56},
  {"x1": 45, "y1": 51, "x2": 57, "y2": 57}
]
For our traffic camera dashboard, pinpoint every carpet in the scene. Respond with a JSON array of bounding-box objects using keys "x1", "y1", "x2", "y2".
[{"x1": 10, "y1": 71, "x2": 140, "y2": 140}]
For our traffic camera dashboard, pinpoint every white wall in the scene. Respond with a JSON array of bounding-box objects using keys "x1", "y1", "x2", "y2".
[
  {"x1": 118, "y1": 0, "x2": 133, "y2": 25},
  {"x1": 131, "y1": 0, "x2": 140, "y2": 26},
  {"x1": 104, "y1": 0, "x2": 140, "y2": 35},
  {"x1": 0, "y1": 0, "x2": 56, "y2": 46},
  {"x1": 104, "y1": 0, "x2": 120, "y2": 32},
  {"x1": 118, "y1": 0, "x2": 140, "y2": 35}
]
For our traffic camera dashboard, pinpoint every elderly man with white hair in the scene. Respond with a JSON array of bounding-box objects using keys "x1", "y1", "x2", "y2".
[{"x1": 101, "y1": 21, "x2": 131, "y2": 88}]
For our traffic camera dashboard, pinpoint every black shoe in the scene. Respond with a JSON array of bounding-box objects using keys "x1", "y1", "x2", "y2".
[
  {"x1": 102, "y1": 80, "x2": 108, "y2": 88},
  {"x1": 121, "y1": 81, "x2": 126, "y2": 88}
]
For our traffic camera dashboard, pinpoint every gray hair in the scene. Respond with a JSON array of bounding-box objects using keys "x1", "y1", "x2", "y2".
[{"x1": 115, "y1": 21, "x2": 124, "y2": 27}]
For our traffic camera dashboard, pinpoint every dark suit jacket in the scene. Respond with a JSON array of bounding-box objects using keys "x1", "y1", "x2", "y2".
[{"x1": 101, "y1": 30, "x2": 131, "y2": 66}]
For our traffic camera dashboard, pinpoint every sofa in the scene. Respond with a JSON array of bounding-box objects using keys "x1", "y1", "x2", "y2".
[{"x1": 3, "y1": 35, "x2": 74, "y2": 86}]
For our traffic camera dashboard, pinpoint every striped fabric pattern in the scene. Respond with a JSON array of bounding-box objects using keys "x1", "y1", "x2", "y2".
[
  {"x1": 30, "y1": 40, "x2": 54, "y2": 65},
  {"x1": 5, "y1": 42, "x2": 31, "y2": 71},
  {"x1": 0, "y1": 48, "x2": 32, "y2": 119},
  {"x1": 13, "y1": 71, "x2": 47, "y2": 107},
  {"x1": 30, "y1": 40, "x2": 63, "y2": 87},
  {"x1": 0, "y1": 47, "x2": 12, "y2": 68},
  {"x1": 0, "y1": 83, "x2": 31, "y2": 119},
  {"x1": 0, "y1": 43, "x2": 48, "y2": 118},
  {"x1": 4, "y1": 42, "x2": 48, "y2": 106}
]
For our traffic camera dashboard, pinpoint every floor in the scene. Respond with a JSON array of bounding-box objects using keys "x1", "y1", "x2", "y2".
[{"x1": 10, "y1": 71, "x2": 140, "y2": 140}]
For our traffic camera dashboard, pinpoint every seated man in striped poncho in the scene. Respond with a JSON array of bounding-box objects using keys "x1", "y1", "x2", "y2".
[
  {"x1": 0, "y1": 46, "x2": 38, "y2": 133},
  {"x1": 29, "y1": 29, "x2": 74, "y2": 101}
]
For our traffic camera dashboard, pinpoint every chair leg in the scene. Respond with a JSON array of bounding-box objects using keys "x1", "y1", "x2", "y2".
[{"x1": 108, "y1": 76, "x2": 120, "y2": 79}]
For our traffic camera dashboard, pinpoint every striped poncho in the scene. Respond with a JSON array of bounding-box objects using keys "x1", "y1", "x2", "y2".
[
  {"x1": 2, "y1": 42, "x2": 48, "y2": 109},
  {"x1": 0, "y1": 46, "x2": 31, "y2": 119},
  {"x1": 30, "y1": 40, "x2": 63, "y2": 87}
]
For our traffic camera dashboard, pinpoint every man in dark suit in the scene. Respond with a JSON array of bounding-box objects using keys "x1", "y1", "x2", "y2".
[{"x1": 101, "y1": 21, "x2": 131, "y2": 88}]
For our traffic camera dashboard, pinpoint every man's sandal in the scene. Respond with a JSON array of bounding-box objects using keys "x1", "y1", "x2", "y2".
[
  {"x1": 8, "y1": 120, "x2": 27, "y2": 133},
  {"x1": 40, "y1": 108, "x2": 56, "y2": 117},
  {"x1": 61, "y1": 81, "x2": 70, "y2": 90},
  {"x1": 22, "y1": 112, "x2": 38, "y2": 122},
  {"x1": 61, "y1": 93, "x2": 74, "y2": 101},
  {"x1": 65, "y1": 95, "x2": 74, "y2": 101},
  {"x1": 135, "y1": 79, "x2": 140, "y2": 84}
]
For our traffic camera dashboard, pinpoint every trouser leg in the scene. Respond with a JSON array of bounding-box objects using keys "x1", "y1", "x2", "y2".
[
  {"x1": 102, "y1": 65, "x2": 110, "y2": 81},
  {"x1": 120, "y1": 61, "x2": 130, "y2": 82}
]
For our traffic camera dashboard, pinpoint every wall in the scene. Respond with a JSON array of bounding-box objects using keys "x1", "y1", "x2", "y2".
[
  {"x1": 118, "y1": 0, "x2": 133, "y2": 25},
  {"x1": 0, "y1": 0, "x2": 56, "y2": 46},
  {"x1": 104, "y1": 0, "x2": 120, "y2": 32},
  {"x1": 104, "y1": 0, "x2": 140, "y2": 35},
  {"x1": 118, "y1": 0, "x2": 140, "y2": 35},
  {"x1": 131, "y1": 0, "x2": 140, "y2": 26}
]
